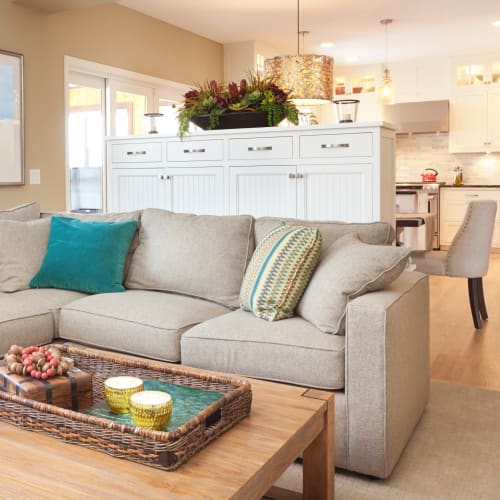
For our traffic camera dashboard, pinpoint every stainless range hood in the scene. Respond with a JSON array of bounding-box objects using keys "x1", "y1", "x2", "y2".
[{"x1": 383, "y1": 100, "x2": 449, "y2": 134}]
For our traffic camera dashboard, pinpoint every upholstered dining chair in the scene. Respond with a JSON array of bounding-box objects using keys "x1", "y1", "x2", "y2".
[{"x1": 411, "y1": 200, "x2": 497, "y2": 330}]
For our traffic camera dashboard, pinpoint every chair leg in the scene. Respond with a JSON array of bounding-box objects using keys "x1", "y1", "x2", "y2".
[
  {"x1": 477, "y1": 277, "x2": 488, "y2": 320},
  {"x1": 468, "y1": 278, "x2": 483, "y2": 330}
]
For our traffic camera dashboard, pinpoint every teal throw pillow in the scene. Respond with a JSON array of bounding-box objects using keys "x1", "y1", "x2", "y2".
[{"x1": 30, "y1": 216, "x2": 138, "y2": 294}]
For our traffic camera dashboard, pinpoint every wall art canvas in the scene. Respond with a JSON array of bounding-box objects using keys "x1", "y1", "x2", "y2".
[{"x1": 0, "y1": 50, "x2": 24, "y2": 185}]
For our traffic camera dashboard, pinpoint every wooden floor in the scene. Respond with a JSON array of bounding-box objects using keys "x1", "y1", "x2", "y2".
[{"x1": 430, "y1": 253, "x2": 500, "y2": 390}]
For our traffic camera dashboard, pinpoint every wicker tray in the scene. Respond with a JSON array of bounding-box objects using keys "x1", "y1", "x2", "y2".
[{"x1": 0, "y1": 344, "x2": 252, "y2": 471}]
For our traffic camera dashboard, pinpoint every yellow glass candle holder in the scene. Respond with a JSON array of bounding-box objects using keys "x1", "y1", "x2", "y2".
[
  {"x1": 104, "y1": 376, "x2": 144, "y2": 414},
  {"x1": 129, "y1": 390, "x2": 173, "y2": 430}
]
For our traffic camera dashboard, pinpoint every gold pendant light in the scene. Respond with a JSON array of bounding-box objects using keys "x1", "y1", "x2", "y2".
[
  {"x1": 379, "y1": 18, "x2": 394, "y2": 104},
  {"x1": 264, "y1": 0, "x2": 334, "y2": 105}
]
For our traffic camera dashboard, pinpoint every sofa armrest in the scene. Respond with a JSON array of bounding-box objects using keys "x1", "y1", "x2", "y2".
[{"x1": 345, "y1": 270, "x2": 429, "y2": 478}]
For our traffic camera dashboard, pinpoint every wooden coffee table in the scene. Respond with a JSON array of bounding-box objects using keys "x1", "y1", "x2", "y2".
[{"x1": 0, "y1": 348, "x2": 334, "y2": 499}]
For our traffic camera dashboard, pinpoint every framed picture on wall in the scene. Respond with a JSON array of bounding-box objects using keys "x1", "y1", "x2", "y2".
[{"x1": 0, "y1": 49, "x2": 24, "y2": 185}]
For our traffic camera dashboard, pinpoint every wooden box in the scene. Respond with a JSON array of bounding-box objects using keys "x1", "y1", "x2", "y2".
[{"x1": 0, "y1": 365, "x2": 92, "y2": 411}]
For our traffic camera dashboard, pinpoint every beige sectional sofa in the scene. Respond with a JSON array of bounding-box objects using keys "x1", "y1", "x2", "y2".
[{"x1": 0, "y1": 202, "x2": 430, "y2": 479}]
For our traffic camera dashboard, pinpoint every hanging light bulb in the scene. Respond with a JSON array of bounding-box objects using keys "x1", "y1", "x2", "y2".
[
  {"x1": 264, "y1": 0, "x2": 334, "y2": 105},
  {"x1": 379, "y1": 19, "x2": 394, "y2": 104}
]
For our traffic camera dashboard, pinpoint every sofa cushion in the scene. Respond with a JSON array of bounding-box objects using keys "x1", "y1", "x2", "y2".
[
  {"x1": 240, "y1": 224, "x2": 322, "y2": 321},
  {"x1": 58, "y1": 290, "x2": 230, "y2": 362},
  {"x1": 181, "y1": 309, "x2": 345, "y2": 390},
  {"x1": 0, "y1": 202, "x2": 40, "y2": 221},
  {"x1": 30, "y1": 216, "x2": 137, "y2": 294},
  {"x1": 0, "y1": 218, "x2": 51, "y2": 292},
  {"x1": 53, "y1": 210, "x2": 141, "y2": 278},
  {"x1": 126, "y1": 209, "x2": 255, "y2": 309},
  {"x1": 255, "y1": 217, "x2": 395, "y2": 257},
  {"x1": 0, "y1": 289, "x2": 86, "y2": 352},
  {"x1": 298, "y1": 233, "x2": 410, "y2": 334}
]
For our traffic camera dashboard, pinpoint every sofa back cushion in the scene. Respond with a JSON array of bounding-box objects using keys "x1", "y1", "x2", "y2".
[
  {"x1": 0, "y1": 202, "x2": 40, "y2": 221},
  {"x1": 255, "y1": 217, "x2": 395, "y2": 257},
  {"x1": 297, "y1": 232, "x2": 410, "y2": 334},
  {"x1": 126, "y1": 209, "x2": 255, "y2": 308},
  {"x1": 0, "y1": 218, "x2": 51, "y2": 292}
]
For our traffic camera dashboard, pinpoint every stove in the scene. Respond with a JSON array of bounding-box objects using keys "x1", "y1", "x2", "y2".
[{"x1": 395, "y1": 181, "x2": 444, "y2": 250}]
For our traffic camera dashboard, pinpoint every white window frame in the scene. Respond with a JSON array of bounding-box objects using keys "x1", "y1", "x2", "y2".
[{"x1": 64, "y1": 56, "x2": 190, "y2": 212}]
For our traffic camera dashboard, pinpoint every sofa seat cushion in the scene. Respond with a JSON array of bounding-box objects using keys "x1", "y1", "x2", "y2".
[
  {"x1": 0, "y1": 289, "x2": 86, "y2": 352},
  {"x1": 58, "y1": 290, "x2": 230, "y2": 362},
  {"x1": 181, "y1": 309, "x2": 345, "y2": 390}
]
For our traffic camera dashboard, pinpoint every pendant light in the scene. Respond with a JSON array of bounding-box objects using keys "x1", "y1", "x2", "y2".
[
  {"x1": 264, "y1": 0, "x2": 334, "y2": 105},
  {"x1": 379, "y1": 18, "x2": 394, "y2": 104}
]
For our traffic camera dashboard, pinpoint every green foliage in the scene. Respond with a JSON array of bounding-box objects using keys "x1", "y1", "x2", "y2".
[{"x1": 177, "y1": 72, "x2": 299, "y2": 137}]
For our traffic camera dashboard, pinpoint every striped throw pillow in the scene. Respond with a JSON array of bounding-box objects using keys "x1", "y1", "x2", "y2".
[{"x1": 240, "y1": 224, "x2": 322, "y2": 321}]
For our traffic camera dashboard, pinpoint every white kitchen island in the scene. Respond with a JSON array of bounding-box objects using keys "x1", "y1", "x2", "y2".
[{"x1": 106, "y1": 122, "x2": 395, "y2": 225}]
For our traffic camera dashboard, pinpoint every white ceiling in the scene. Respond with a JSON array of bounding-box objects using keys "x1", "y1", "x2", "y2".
[{"x1": 116, "y1": 0, "x2": 500, "y2": 66}]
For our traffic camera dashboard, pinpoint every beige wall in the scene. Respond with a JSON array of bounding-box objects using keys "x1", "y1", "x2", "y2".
[{"x1": 0, "y1": 2, "x2": 223, "y2": 211}]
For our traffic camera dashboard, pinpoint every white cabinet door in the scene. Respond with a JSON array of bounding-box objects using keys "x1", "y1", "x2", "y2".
[
  {"x1": 109, "y1": 168, "x2": 166, "y2": 212},
  {"x1": 487, "y1": 85, "x2": 500, "y2": 151},
  {"x1": 164, "y1": 167, "x2": 224, "y2": 215},
  {"x1": 449, "y1": 86, "x2": 488, "y2": 153},
  {"x1": 229, "y1": 165, "x2": 297, "y2": 218},
  {"x1": 297, "y1": 164, "x2": 373, "y2": 222}
]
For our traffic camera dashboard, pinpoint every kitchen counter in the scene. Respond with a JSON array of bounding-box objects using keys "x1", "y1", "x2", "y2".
[{"x1": 442, "y1": 185, "x2": 500, "y2": 188}]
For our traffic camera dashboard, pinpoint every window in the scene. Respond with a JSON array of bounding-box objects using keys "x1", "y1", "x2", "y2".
[{"x1": 67, "y1": 73, "x2": 105, "y2": 213}]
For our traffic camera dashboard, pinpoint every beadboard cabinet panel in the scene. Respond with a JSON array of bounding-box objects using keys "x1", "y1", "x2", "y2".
[
  {"x1": 229, "y1": 165, "x2": 297, "y2": 219},
  {"x1": 298, "y1": 164, "x2": 372, "y2": 222},
  {"x1": 110, "y1": 168, "x2": 166, "y2": 212},
  {"x1": 106, "y1": 123, "x2": 395, "y2": 226}
]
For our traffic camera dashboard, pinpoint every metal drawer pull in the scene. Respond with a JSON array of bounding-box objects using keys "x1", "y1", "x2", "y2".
[
  {"x1": 248, "y1": 146, "x2": 273, "y2": 151},
  {"x1": 321, "y1": 143, "x2": 350, "y2": 149},
  {"x1": 466, "y1": 194, "x2": 479, "y2": 197},
  {"x1": 126, "y1": 150, "x2": 147, "y2": 155},
  {"x1": 289, "y1": 173, "x2": 296, "y2": 179},
  {"x1": 183, "y1": 148, "x2": 206, "y2": 153}
]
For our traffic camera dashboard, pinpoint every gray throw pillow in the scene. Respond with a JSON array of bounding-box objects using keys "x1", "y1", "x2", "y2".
[
  {"x1": 0, "y1": 218, "x2": 51, "y2": 292},
  {"x1": 297, "y1": 232, "x2": 410, "y2": 334},
  {"x1": 0, "y1": 202, "x2": 40, "y2": 221}
]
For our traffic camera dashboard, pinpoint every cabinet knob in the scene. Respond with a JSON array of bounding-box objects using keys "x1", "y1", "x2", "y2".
[
  {"x1": 297, "y1": 173, "x2": 304, "y2": 179},
  {"x1": 484, "y1": 141, "x2": 492, "y2": 146},
  {"x1": 165, "y1": 175, "x2": 171, "y2": 180},
  {"x1": 158, "y1": 174, "x2": 165, "y2": 180},
  {"x1": 289, "y1": 173, "x2": 296, "y2": 179}
]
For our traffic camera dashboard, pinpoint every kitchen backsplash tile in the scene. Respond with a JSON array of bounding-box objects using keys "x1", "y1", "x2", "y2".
[{"x1": 396, "y1": 133, "x2": 500, "y2": 185}]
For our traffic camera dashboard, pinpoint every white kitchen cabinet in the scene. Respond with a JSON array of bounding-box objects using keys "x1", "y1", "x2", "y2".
[
  {"x1": 229, "y1": 165, "x2": 297, "y2": 218},
  {"x1": 298, "y1": 164, "x2": 372, "y2": 221},
  {"x1": 450, "y1": 58, "x2": 500, "y2": 153},
  {"x1": 440, "y1": 187, "x2": 500, "y2": 247},
  {"x1": 109, "y1": 168, "x2": 166, "y2": 212},
  {"x1": 165, "y1": 167, "x2": 224, "y2": 215},
  {"x1": 106, "y1": 123, "x2": 395, "y2": 226}
]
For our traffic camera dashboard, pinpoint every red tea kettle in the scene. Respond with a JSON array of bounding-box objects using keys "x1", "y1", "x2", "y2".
[{"x1": 421, "y1": 168, "x2": 438, "y2": 182}]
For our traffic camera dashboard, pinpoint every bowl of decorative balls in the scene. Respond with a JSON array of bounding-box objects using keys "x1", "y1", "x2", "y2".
[{"x1": 4, "y1": 345, "x2": 71, "y2": 380}]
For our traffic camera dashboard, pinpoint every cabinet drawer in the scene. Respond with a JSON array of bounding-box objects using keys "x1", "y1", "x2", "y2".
[
  {"x1": 167, "y1": 140, "x2": 223, "y2": 162},
  {"x1": 111, "y1": 142, "x2": 163, "y2": 163},
  {"x1": 299, "y1": 133, "x2": 372, "y2": 158},
  {"x1": 443, "y1": 189, "x2": 500, "y2": 202},
  {"x1": 229, "y1": 136, "x2": 293, "y2": 160}
]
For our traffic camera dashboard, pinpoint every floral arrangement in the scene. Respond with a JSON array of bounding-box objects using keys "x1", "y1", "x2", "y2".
[{"x1": 177, "y1": 72, "x2": 299, "y2": 137}]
